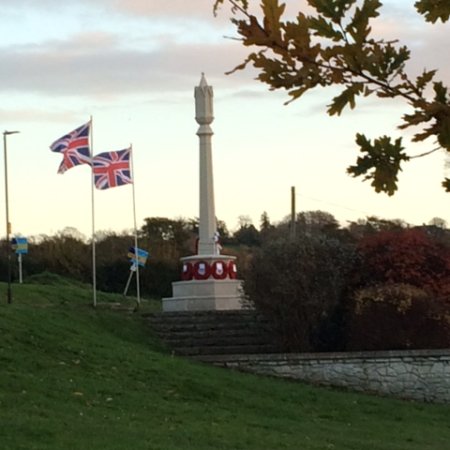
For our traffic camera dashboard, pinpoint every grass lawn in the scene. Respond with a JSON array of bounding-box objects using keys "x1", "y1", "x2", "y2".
[{"x1": 0, "y1": 276, "x2": 449, "y2": 450}]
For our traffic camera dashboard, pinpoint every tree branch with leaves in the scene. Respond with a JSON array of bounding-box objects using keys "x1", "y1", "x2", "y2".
[{"x1": 213, "y1": 0, "x2": 450, "y2": 194}]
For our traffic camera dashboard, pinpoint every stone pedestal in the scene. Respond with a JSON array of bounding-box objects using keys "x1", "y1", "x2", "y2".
[{"x1": 162, "y1": 255, "x2": 244, "y2": 312}]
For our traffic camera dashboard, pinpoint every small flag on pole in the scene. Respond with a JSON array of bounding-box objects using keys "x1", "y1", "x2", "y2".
[
  {"x1": 92, "y1": 148, "x2": 132, "y2": 190},
  {"x1": 128, "y1": 247, "x2": 149, "y2": 267},
  {"x1": 50, "y1": 121, "x2": 91, "y2": 174}
]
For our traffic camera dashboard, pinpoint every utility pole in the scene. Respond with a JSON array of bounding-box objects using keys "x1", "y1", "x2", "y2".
[{"x1": 290, "y1": 186, "x2": 296, "y2": 240}]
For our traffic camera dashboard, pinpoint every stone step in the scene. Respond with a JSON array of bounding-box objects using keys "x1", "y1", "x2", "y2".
[
  {"x1": 173, "y1": 343, "x2": 280, "y2": 356},
  {"x1": 156, "y1": 327, "x2": 272, "y2": 340},
  {"x1": 148, "y1": 320, "x2": 271, "y2": 334},
  {"x1": 145, "y1": 311, "x2": 268, "y2": 326},
  {"x1": 143, "y1": 309, "x2": 282, "y2": 357},
  {"x1": 162, "y1": 334, "x2": 275, "y2": 348}
]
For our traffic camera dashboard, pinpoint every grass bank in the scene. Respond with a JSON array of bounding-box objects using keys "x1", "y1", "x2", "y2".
[{"x1": 0, "y1": 277, "x2": 449, "y2": 449}]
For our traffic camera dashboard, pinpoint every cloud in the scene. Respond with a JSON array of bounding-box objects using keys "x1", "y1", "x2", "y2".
[
  {"x1": 113, "y1": 0, "x2": 218, "y2": 18},
  {"x1": 0, "y1": 0, "x2": 226, "y2": 21},
  {"x1": 224, "y1": 89, "x2": 269, "y2": 99},
  {"x1": 0, "y1": 31, "x2": 252, "y2": 98},
  {"x1": 0, "y1": 0, "x2": 447, "y2": 105},
  {"x1": 0, "y1": 108, "x2": 81, "y2": 123}
]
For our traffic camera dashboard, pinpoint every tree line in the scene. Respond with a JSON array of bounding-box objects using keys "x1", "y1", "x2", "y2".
[
  {"x1": 244, "y1": 212, "x2": 450, "y2": 352},
  {"x1": 1, "y1": 211, "x2": 449, "y2": 351}
]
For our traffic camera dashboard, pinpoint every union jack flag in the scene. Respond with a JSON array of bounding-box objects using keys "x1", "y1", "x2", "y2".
[
  {"x1": 92, "y1": 148, "x2": 132, "y2": 190},
  {"x1": 50, "y1": 121, "x2": 91, "y2": 174}
]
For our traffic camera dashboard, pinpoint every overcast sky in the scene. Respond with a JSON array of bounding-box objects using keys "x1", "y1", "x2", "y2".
[{"x1": 0, "y1": 0, "x2": 449, "y2": 238}]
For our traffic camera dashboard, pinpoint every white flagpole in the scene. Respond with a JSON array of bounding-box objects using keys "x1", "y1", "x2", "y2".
[
  {"x1": 90, "y1": 116, "x2": 97, "y2": 308},
  {"x1": 130, "y1": 144, "x2": 141, "y2": 307}
]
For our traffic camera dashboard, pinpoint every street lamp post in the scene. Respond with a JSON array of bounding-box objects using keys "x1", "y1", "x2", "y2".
[{"x1": 3, "y1": 130, "x2": 19, "y2": 304}]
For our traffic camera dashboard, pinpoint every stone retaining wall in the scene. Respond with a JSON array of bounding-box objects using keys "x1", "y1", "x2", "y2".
[{"x1": 199, "y1": 349, "x2": 450, "y2": 403}]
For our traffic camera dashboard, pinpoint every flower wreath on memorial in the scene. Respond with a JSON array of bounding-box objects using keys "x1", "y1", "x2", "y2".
[
  {"x1": 227, "y1": 261, "x2": 237, "y2": 279},
  {"x1": 211, "y1": 260, "x2": 228, "y2": 280},
  {"x1": 181, "y1": 262, "x2": 193, "y2": 280},
  {"x1": 193, "y1": 261, "x2": 211, "y2": 280}
]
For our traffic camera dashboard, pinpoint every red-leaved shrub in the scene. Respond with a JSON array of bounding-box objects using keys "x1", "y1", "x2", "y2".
[
  {"x1": 356, "y1": 228, "x2": 450, "y2": 297},
  {"x1": 347, "y1": 228, "x2": 450, "y2": 350}
]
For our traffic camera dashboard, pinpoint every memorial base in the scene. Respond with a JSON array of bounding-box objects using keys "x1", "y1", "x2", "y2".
[
  {"x1": 162, "y1": 279, "x2": 244, "y2": 312},
  {"x1": 162, "y1": 254, "x2": 245, "y2": 312}
]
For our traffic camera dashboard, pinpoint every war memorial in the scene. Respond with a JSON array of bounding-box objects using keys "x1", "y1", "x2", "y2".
[{"x1": 162, "y1": 74, "x2": 244, "y2": 312}]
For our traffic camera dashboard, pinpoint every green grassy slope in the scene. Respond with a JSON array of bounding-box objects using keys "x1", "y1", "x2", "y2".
[{"x1": 0, "y1": 278, "x2": 449, "y2": 450}]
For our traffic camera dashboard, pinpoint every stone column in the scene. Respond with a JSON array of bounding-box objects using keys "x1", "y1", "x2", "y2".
[{"x1": 195, "y1": 73, "x2": 217, "y2": 255}]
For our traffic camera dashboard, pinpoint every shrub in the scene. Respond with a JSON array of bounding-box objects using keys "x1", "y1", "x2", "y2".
[
  {"x1": 245, "y1": 235, "x2": 357, "y2": 352},
  {"x1": 347, "y1": 283, "x2": 450, "y2": 350},
  {"x1": 356, "y1": 228, "x2": 450, "y2": 296}
]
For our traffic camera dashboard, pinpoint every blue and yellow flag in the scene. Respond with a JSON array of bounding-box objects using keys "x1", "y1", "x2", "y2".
[{"x1": 127, "y1": 247, "x2": 149, "y2": 267}]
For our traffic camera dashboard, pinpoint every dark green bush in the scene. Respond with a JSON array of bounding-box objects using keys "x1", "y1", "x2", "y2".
[{"x1": 245, "y1": 235, "x2": 358, "y2": 352}]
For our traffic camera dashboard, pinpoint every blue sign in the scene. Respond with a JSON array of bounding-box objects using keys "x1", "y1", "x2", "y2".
[
  {"x1": 12, "y1": 237, "x2": 28, "y2": 254},
  {"x1": 127, "y1": 247, "x2": 149, "y2": 267}
]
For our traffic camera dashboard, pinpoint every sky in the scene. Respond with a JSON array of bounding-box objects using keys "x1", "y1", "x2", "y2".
[{"x1": 0, "y1": 0, "x2": 449, "y2": 239}]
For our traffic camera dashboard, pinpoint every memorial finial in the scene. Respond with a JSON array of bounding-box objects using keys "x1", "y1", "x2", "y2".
[
  {"x1": 195, "y1": 73, "x2": 214, "y2": 125},
  {"x1": 199, "y1": 72, "x2": 208, "y2": 87}
]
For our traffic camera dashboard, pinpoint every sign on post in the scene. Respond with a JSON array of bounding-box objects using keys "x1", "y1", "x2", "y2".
[
  {"x1": 11, "y1": 237, "x2": 28, "y2": 284},
  {"x1": 11, "y1": 237, "x2": 28, "y2": 254}
]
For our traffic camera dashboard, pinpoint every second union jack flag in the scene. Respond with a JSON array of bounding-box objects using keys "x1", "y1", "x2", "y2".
[
  {"x1": 92, "y1": 148, "x2": 132, "y2": 190},
  {"x1": 50, "y1": 121, "x2": 91, "y2": 174}
]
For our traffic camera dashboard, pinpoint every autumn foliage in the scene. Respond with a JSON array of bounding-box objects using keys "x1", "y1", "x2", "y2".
[
  {"x1": 347, "y1": 228, "x2": 450, "y2": 350},
  {"x1": 242, "y1": 221, "x2": 450, "y2": 352},
  {"x1": 356, "y1": 228, "x2": 450, "y2": 296},
  {"x1": 214, "y1": 0, "x2": 450, "y2": 193}
]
